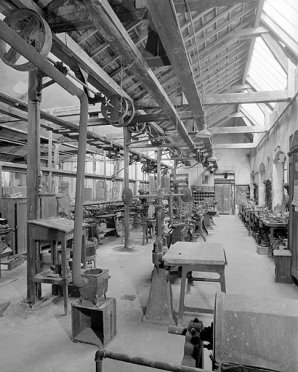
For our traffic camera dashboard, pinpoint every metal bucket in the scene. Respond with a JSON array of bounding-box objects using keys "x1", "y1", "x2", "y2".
[
  {"x1": 214, "y1": 292, "x2": 298, "y2": 372},
  {"x1": 79, "y1": 268, "x2": 109, "y2": 305}
]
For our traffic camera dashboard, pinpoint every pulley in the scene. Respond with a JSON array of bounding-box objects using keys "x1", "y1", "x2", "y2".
[
  {"x1": 122, "y1": 188, "x2": 133, "y2": 206},
  {"x1": 128, "y1": 122, "x2": 146, "y2": 134},
  {"x1": 101, "y1": 95, "x2": 135, "y2": 127},
  {"x1": 0, "y1": 9, "x2": 52, "y2": 71},
  {"x1": 180, "y1": 188, "x2": 192, "y2": 203}
]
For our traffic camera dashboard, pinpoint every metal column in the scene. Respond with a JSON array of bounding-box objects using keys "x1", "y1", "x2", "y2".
[{"x1": 123, "y1": 127, "x2": 132, "y2": 248}]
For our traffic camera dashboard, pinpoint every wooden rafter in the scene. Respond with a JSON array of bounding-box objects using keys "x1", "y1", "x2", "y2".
[
  {"x1": 212, "y1": 126, "x2": 268, "y2": 134},
  {"x1": 82, "y1": 0, "x2": 198, "y2": 150},
  {"x1": 146, "y1": 0, "x2": 205, "y2": 130},
  {"x1": 205, "y1": 90, "x2": 291, "y2": 105},
  {"x1": 174, "y1": 0, "x2": 259, "y2": 13}
]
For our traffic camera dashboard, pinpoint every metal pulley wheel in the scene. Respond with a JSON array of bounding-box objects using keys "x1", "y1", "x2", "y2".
[
  {"x1": 108, "y1": 188, "x2": 119, "y2": 201},
  {"x1": 101, "y1": 95, "x2": 135, "y2": 127},
  {"x1": 180, "y1": 188, "x2": 192, "y2": 202},
  {"x1": 122, "y1": 188, "x2": 133, "y2": 206},
  {"x1": 128, "y1": 122, "x2": 146, "y2": 134},
  {"x1": 0, "y1": 9, "x2": 52, "y2": 71}
]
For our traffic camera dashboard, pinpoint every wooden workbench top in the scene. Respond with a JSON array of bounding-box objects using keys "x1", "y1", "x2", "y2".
[
  {"x1": 27, "y1": 218, "x2": 76, "y2": 232},
  {"x1": 162, "y1": 241, "x2": 226, "y2": 266}
]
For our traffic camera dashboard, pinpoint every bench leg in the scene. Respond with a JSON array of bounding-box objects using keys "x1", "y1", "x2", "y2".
[{"x1": 178, "y1": 266, "x2": 188, "y2": 324}]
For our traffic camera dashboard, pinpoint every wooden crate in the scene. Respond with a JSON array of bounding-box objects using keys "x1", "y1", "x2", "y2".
[
  {"x1": 257, "y1": 245, "x2": 269, "y2": 255},
  {"x1": 1, "y1": 254, "x2": 24, "y2": 271},
  {"x1": 71, "y1": 297, "x2": 116, "y2": 347},
  {"x1": 273, "y1": 250, "x2": 293, "y2": 283}
]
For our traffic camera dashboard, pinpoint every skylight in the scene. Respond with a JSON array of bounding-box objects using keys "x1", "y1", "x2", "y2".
[{"x1": 241, "y1": 0, "x2": 296, "y2": 124}]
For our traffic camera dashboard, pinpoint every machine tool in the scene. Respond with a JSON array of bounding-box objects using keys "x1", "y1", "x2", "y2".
[{"x1": 95, "y1": 291, "x2": 298, "y2": 372}]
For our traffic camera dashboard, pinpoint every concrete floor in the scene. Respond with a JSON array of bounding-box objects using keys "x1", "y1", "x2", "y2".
[{"x1": 1, "y1": 215, "x2": 298, "y2": 372}]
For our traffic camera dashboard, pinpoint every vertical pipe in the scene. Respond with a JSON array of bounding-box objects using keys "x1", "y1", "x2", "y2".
[
  {"x1": 27, "y1": 69, "x2": 42, "y2": 306},
  {"x1": 48, "y1": 129, "x2": 53, "y2": 193},
  {"x1": 103, "y1": 151, "x2": 107, "y2": 201},
  {"x1": 123, "y1": 127, "x2": 132, "y2": 248},
  {"x1": 72, "y1": 92, "x2": 89, "y2": 288},
  {"x1": 0, "y1": 164, "x2": 2, "y2": 203},
  {"x1": 154, "y1": 149, "x2": 163, "y2": 258},
  {"x1": 173, "y1": 160, "x2": 177, "y2": 182},
  {"x1": 156, "y1": 149, "x2": 161, "y2": 190}
]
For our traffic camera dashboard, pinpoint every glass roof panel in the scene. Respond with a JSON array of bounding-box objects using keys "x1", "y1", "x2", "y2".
[
  {"x1": 241, "y1": 103, "x2": 265, "y2": 126},
  {"x1": 248, "y1": 37, "x2": 287, "y2": 91},
  {"x1": 263, "y1": 0, "x2": 298, "y2": 45}
]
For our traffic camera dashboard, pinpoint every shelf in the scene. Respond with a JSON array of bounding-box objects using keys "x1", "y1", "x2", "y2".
[{"x1": 33, "y1": 270, "x2": 72, "y2": 285}]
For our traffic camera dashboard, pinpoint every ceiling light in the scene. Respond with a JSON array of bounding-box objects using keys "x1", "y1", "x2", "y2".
[{"x1": 195, "y1": 128, "x2": 212, "y2": 138}]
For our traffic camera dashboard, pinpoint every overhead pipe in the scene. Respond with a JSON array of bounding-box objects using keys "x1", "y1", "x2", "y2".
[{"x1": 0, "y1": 20, "x2": 89, "y2": 288}]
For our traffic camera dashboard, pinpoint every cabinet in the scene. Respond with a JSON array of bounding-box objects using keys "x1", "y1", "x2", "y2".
[
  {"x1": 0, "y1": 198, "x2": 27, "y2": 254},
  {"x1": 192, "y1": 185, "x2": 215, "y2": 205},
  {"x1": 0, "y1": 195, "x2": 58, "y2": 254},
  {"x1": 170, "y1": 174, "x2": 189, "y2": 192}
]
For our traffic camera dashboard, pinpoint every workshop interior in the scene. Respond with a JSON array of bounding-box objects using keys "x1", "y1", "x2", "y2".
[{"x1": 0, "y1": 1, "x2": 298, "y2": 371}]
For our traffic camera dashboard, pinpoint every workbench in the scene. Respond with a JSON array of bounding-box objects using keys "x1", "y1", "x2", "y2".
[
  {"x1": 162, "y1": 241, "x2": 227, "y2": 324},
  {"x1": 27, "y1": 218, "x2": 86, "y2": 314},
  {"x1": 259, "y1": 218, "x2": 288, "y2": 256}
]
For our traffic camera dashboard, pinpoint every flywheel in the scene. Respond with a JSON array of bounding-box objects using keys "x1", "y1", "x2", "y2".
[
  {"x1": 0, "y1": 9, "x2": 52, "y2": 71},
  {"x1": 101, "y1": 95, "x2": 135, "y2": 127}
]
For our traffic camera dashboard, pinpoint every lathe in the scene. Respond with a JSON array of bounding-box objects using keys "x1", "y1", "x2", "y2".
[{"x1": 95, "y1": 291, "x2": 298, "y2": 372}]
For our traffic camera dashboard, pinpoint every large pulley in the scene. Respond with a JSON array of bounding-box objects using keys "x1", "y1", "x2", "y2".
[
  {"x1": 0, "y1": 9, "x2": 52, "y2": 71},
  {"x1": 101, "y1": 94, "x2": 135, "y2": 127}
]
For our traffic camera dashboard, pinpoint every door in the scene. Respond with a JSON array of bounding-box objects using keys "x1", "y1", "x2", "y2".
[{"x1": 215, "y1": 183, "x2": 235, "y2": 215}]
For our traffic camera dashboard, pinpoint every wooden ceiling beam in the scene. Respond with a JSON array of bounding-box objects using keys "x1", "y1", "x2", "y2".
[
  {"x1": 205, "y1": 90, "x2": 291, "y2": 105},
  {"x1": 261, "y1": 33, "x2": 288, "y2": 73},
  {"x1": 87, "y1": 112, "x2": 194, "y2": 126},
  {"x1": 227, "y1": 26, "x2": 269, "y2": 39},
  {"x1": 212, "y1": 126, "x2": 268, "y2": 134},
  {"x1": 174, "y1": 0, "x2": 259, "y2": 13},
  {"x1": 10, "y1": 1, "x2": 165, "y2": 137},
  {"x1": 82, "y1": 0, "x2": 197, "y2": 150},
  {"x1": 213, "y1": 143, "x2": 256, "y2": 149},
  {"x1": 146, "y1": 0, "x2": 205, "y2": 129}
]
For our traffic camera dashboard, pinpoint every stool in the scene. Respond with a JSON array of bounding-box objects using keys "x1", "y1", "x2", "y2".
[
  {"x1": 178, "y1": 262, "x2": 226, "y2": 323},
  {"x1": 190, "y1": 216, "x2": 206, "y2": 242},
  {"x1": 141, "y1": 217, "x2": 156, "y2": 245}
]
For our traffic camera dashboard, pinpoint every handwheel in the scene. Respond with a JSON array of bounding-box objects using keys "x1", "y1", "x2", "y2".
[
  {"x1": 108, "y1": 188, "x2": 119, "y2": 201},
  {"x1": 101, "y1": 95, "x2": 129, "y2": 125},
  {"x1": 0, "y1": 9, "x2": 52, "y2": 71},
  {"x1": 128, "y1": 122, "x2": 146, "y2": 134},
  {"x1": 101, "y1": 95, "x2": 135, "y2": 127}
]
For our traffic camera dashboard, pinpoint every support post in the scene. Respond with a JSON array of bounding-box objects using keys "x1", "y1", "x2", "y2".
[
  {"x1": 173, "y1": 160, "x2": 177, "y2": 182},
  {"x1": 48, "y1": 129, "x2": 53, "y2": 193},
  {"x1": 27, "y1": 69, "x2": 42, "y2": 306},
  {"x1": 123, "y1": 127, "x2": 132, "y2": 248},
  {"x1": 0, "y1": 164, "x2": 2, "y2": 204},
  {"x1": 143, "y1": 149, "x2": 176, "y2": 324}
]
